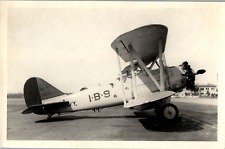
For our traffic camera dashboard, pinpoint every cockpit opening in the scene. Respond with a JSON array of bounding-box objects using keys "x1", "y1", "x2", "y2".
[{"x1": 80, "y1": 87, "x2": 88, "y2": 91}]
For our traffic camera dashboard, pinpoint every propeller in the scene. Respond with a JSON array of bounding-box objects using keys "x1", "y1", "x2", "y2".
[
  {"x1": 195, "y1": 69, "x2": 206, "y2": 75},
  {"x1": 181, "y1": 61, "x2": 206, "y2": 90}
]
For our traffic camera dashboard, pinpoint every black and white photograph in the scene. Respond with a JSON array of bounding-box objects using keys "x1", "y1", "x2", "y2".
[{"x1": 1, "y1": 1, "x2": 224, "y2": 149}]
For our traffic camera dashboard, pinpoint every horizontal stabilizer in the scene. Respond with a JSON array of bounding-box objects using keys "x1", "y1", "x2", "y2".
[
  {"x1": 22, "y1": 101, "x2": 70, "y2": 115},
  {"x1": 124, "y1": 91, "x2": 175, "y2": 108}
]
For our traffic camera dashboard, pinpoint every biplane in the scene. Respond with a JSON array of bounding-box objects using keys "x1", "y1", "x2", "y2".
[{"x1": 22, "y1": 24, "x2": 205, "y2": 121}]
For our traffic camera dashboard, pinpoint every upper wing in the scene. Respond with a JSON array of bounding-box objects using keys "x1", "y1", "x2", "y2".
[{"x1": 111, "y1": 24, "x2": 168, "y2": 65}]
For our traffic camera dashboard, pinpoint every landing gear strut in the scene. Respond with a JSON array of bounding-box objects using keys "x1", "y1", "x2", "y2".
[{"x1": 47, "y1": 113, "x2": 54, "y2": 120}]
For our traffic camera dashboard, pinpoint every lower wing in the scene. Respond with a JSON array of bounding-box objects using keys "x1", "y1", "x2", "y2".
[{"x1": 124, "y1": 91, "x2": 175, "y2": 108}]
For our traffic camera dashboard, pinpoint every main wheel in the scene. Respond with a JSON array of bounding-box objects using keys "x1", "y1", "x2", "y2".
[{"x1": 161, "y1": 103, "x2": 179, "y2": 120}]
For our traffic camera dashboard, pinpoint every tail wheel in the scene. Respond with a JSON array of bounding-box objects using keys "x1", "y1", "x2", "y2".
[
  {"x1": 161, "y1": 103, "x2": 179, "y2": 120},
  {"x1": 47, "y1": 113, "x2": 54, "y2": 120}
]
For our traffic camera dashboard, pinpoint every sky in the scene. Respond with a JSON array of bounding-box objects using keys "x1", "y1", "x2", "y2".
[{"x1": 6, "y1": 2, "x2": 223, "y2": 93}]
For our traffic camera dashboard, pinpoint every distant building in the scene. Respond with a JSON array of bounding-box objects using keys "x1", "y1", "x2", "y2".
[
  {"x1": 174, "y1": 84, "x2": 218, "y2": 98},
  {"x1": 198, "y1": 84, "x2": 218, "y2": 98}
]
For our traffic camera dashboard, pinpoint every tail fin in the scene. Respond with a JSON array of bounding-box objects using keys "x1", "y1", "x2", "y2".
[{"x1": 23, "y1": 77, "x2": 65, "y2": 107}]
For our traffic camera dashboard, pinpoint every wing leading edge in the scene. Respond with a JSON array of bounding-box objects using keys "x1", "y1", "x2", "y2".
[{"x1": 124, "y1": 91, "x2": 175, "y2": 108}]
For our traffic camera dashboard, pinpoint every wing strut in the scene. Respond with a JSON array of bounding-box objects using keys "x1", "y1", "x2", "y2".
[
  {"x1": 149, "y1": 59, "x2": 157, "y2": 70},
  {"x1": 116, "y1": 49, "x2": 126, "y2": 104},
  {"x1": 159, "y1": 38, "x2": 165, "y2": 91},
  {"x1": 120, "y1": 40, "x2": 138, "y2": 100},
  {"x1": 128, "y1": 45, "x2": 163, "y2": 92},
  {"x1": 129, "y1": 49, "x2": 138, "y2": 100},
  {"x1": 162, "y1": 52, "x2": 171, "y2": 89}
]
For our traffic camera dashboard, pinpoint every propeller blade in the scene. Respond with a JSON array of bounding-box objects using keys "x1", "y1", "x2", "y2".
[{"x1": 195, "y1": 69, "x2": 206, "y2": 75}]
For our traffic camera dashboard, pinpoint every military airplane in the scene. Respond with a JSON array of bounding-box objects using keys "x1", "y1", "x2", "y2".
[{"x1": 22, "y1": 24, "x2": 205, "y2": 121}]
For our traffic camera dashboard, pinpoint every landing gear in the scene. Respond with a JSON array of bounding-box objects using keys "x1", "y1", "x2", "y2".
[
  {"x1": 155, "y1": 103, "x2": 179, "y2": 121},
  {"x1": 154, "y1": 107, "x2": 161, "y2": 117},
  {"x1": 47, "y1": 113, "x2": 54, "y2": 120},
  {"x1": 92, "y1": 108, "x2": 102, "y2": 112},
  {"x1": 161, "y1": 103, "x2": 179, "y2": 120}
]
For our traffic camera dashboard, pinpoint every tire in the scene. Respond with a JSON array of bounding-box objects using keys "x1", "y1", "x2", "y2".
[{"x1": 161, "y1": 103, "x2": 179, "y2": 120}]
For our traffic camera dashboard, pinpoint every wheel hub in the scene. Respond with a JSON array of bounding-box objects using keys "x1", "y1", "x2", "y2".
[{"x1": 163, "y1": 106, "x2": 176, "y2": 119}]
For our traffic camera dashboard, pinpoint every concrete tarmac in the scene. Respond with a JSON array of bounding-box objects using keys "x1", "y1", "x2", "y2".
[{"x1": 7, "y1": 97, "x2": 217, "y2": 141}]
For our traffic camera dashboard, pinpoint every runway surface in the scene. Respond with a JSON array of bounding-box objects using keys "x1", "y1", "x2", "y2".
[{"x1": 7, "y1": 97, "x2": 217, "y2": 141}]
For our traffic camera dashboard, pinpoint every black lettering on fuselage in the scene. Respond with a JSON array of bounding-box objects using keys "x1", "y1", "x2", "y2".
[{"x1": 88, "y1": 90, "x2": 110, "y2": 102}]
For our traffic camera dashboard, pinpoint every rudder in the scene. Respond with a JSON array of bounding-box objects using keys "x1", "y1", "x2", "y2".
[{"x1": 24, "y1": 77, "x2": 65, "y2": 107}]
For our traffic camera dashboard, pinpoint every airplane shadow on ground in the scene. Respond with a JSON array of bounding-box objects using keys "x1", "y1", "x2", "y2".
[
  {"x1": 35, "y1": 111, "x2": 203, "y2": 132},
  {"x1": 35, "y1": 115, "x2": 138, "y2": 123},
  {"x1": 134, "y1": 111, "x2": 204, "y2": 132}
]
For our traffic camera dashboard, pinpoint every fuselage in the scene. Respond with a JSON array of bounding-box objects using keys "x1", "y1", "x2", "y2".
[
  {"x1": 42, "y1": 65, "x2": 187, "y2": 113},
  {"x1": 42, "y1": 84, "x2": 124, "y2": 113}
]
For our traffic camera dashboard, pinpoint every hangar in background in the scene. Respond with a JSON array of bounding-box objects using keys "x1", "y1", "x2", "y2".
[{"x1": 174, "y1": 84, "x2": 218, "y2": 98}]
